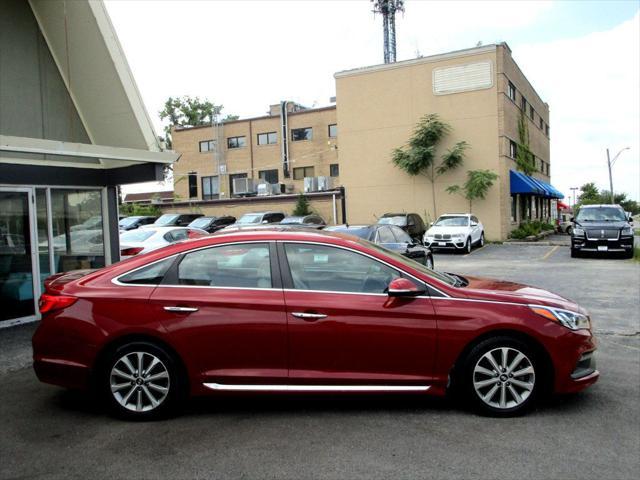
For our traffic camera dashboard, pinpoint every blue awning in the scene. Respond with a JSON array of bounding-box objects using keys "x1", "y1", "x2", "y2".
[{"x1": 509, "y1": 170, "x2": 564, "y2": 199}]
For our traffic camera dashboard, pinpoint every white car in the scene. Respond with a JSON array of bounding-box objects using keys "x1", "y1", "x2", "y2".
[
  {"x1": 423, "y1": 213, "x2": 484, "y2": 253},
  {"x1": 119, "y1": 226, "x2": 208, "y2": 260}
]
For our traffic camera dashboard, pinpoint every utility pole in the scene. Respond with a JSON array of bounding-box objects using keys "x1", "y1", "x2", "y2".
[
  {"x1": 570, "y1": 187, "x2": 579, "y2": 207},
  {"x1": 372, "y1": 1, "x2": 404, "y2": 64},
  {"x1": 606, "y1": 147, "x2": 630, "y2": 204}
]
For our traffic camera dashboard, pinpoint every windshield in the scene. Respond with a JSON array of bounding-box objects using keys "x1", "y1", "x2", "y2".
[
  {"x1": 119, "y1": 217, "x2": 141, "y2": 227},
  {"x1": 237, "y1": 214, "x2": 263, "y2": 224},
  {"x1": 120, "y1": 230, "x2": 155, "y2": 242},
  {"x1": 434, "y1": 216, "x2": 469, "y2": 227},
  {"x1": 189, "y1": 217, "x2": 213, "y2": 229},
  {"x1": 324, "y1": 226, "x2": 373, "y2": 241},
  {"x1": 378, "y1": 216, "x2": 406, "y2": 227},
  {"x1": 362, "y1": 239, "x2": 457, "y2": 286},
  {"x1": 576, "y1": 207, "x2": 626, "y2": 222},
  {"x1": 154, "y1": 214, "x2": 179, "y2": 226},
  {"x1": 280, "y1": 217, "x2": 303, "y2": 224}
]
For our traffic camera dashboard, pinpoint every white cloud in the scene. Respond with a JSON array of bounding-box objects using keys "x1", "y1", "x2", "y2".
[{"x1": 515, "y1": 12, "x2": 640, "y2": 201}]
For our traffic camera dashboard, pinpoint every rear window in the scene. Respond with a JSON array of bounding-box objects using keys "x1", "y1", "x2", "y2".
[
  {"x1": 189, "y1": 218, "x2": 213, "y2": 229},
  {"x1": 324, "y1": 226, "x2": 373, "y2": 240},
  {"x1": 120, "y1": 230, "x2": 155, "y2": 242},
  {"x1": 154, "y1": 214, "x2": 179, "y2": 226},
  {"x1": 378, "y1": 216, "x2": 407, "y2": 227}
]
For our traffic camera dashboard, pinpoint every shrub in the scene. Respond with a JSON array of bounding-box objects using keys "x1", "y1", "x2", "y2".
[{"x1": 509, "y1": 220, "x2": 554, "y2": 239}]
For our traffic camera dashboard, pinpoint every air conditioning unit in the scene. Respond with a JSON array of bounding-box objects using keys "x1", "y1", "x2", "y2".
[
  {"x1": 284, "y1": 184, "x2": 295, "y2": 194},
  {"x1": 233, "y1": 178, "x2": 258, "y2": 196},
  {"x1": 317, "y1": 176, "x2": 333, "y2": 191},
  {"x1": 256, "y1": 183, "x2": 272, "y2": 196},
  {"x1": 304, "y1": 177, "x2": 318, "y2": 193}
]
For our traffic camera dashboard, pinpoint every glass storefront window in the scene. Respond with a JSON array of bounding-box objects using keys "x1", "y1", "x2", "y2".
[
  {"x1": 36, "y1": 189, "x2": 50, "y2": 290},
  {"x1": 50, "y1": 189, "x2": 105, "y2": 272}
]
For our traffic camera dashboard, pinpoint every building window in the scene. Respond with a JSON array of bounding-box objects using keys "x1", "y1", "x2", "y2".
[
  {"x1": 507, "y1": 82, "x2": 516, "y2": 101},
  {"x1": 328, "y1": 124, "x2": 337, "y2": 138},
  {"x1": 529, "y1": 105, "x2": 534, "y2": 120},
  {"x1": 199, "y1": 139, "x2": 215, "y2": 152},
  {"x1": 258, "y1": 169, "x2": 279, "y2": 184},
  {"x1": 545, "y1": 124, "x2": 550, "y2": 137},
  {"x1": 188, "y1": 172, "x2": 198, "y2": 199},
  {"x1": 511, "y1": 195, "x2": 517, "y2": 222},
  {"x1": 509, "y1": 140, "x2": 518, "y2": 159},
  {"x1": 293, "y1": 166, "x2": 314, "y2": 180},
  {"x1": 539, "y1": 118, "x2": 543, "y2": 130},
  {"x1": 202, "y1": 176, "x2": 219, "y2": 200},
  {"x1": 521, "y1": 96, "x2": 527, "y2": 111},
  {"x1": 227, "y1": 136, "x2": 247, "y2": 149},
  {"x1": 330, "y1": 164, "x2": 339, "y2": 177},
  {"x1": 291, "y1": 127, "x2": 312, "y2": 141},
  {"x1": 257, "y1": 132, "x2": 277, "y2": 145}
]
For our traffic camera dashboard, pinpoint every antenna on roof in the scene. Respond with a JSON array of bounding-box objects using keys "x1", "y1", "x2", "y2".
[{"x1": 371, "y1": 0, "x2": 405, "y2": 63}]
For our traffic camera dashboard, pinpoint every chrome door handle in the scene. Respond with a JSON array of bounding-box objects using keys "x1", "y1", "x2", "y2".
[
  {"x1": 163, "y1": 306, "x2": 199, "y2": 313},
  {"x1": 291, "y1": 312, "x2": 327, "y2": 320}
]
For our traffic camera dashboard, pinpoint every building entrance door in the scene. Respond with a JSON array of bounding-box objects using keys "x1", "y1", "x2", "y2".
[{"x1": 0, "y1": 188, "x2": 38, "y2": 324}]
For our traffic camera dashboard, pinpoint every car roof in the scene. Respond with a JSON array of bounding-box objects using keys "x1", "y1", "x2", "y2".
[
  {"x1": 382, "y1": 213, "x2": 410, "y2": 217},
  {"x1": 241, "y1": 211, "x2": 284, "y2": 215},
  {"x1": 580, "y1": 204, "x2": 622, "y2": 209},
  {"x1": 439, "y1": 213, "x2": 471, "y2": 217}
]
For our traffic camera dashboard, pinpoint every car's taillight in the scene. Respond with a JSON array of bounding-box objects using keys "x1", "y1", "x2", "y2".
[
  {"x1": 121, "y1": 247, "x2": 144, "y2": 256},
  {"x1": 39, "y1": 294, "x2": 78, "y2": 315}
]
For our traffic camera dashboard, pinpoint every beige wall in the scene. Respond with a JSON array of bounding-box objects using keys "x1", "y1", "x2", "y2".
[
  {"x1": 172, "y1": 106, "x2": 338, "y2": 201},
  {"x1": 336, "y1": 48, "x2": 504, "y2": 239}
]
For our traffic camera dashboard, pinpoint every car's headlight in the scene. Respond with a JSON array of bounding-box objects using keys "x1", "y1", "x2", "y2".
[
  {"x1": 621, "y1": 226, "x2": 633, "y2": 236},
  {"x1": 530, "y1": 305, "x2": 591, "y2": 331},
  {"x1": 573, "y1": 227, "x2": 584, "y2": 237},
  {"x1": 451, "y1": 233, "x2": 465, "y2": 239}
]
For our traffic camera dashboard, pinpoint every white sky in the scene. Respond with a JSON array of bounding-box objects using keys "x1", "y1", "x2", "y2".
[{"x1": 106, "y1": 1, "x2": 640, "y2": 202}]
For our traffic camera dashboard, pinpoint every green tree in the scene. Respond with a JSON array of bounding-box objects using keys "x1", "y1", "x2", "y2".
[
  {"x1": 292, "y1": 193, "x2": 312, "y2": 216},
  {"x1": 576, "y1": 183, "x2": 639, "y2": 214},
  {"x1": 119, "y1": 202, "x2": 161, "y2": 217},
  {"x1": 577, "y1": 182, "x2": 599, "y2": 204},
  {"x1": 516, "y1": 110, "x2": 535, "y2": 175},
  {"x1": 392, "y1": 114, "x2": 469, "y2": 217},
  {"x1": 446, "y1": 169, "x2": 498, "y2": 212}
]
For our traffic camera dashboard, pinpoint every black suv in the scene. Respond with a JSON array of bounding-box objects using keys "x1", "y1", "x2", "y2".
[
  {"x1": 118, "y1": 216, "x2": 157, "y2": 231},
  {"x1": 377, "y1": 213, "x2": 426, "y2": 242},
  {"x1": 152, "y1": 213, "x2": 204, "y2": 227},
  {"x1": 571, "y1": 204, "x2": 634, "y2": 258},
  {"x1": 187, "y1": 216, "x2": 236, "y2": 233}
]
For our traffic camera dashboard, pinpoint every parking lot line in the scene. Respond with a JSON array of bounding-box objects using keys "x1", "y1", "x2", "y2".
[{"x1": 541, "y1": 245, "x2": 559, "y2": 261}]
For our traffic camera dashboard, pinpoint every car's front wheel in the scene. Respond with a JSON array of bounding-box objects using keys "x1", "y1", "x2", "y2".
[
  {"x1": 425, "y1": 254, "x2": 434, "y2": 269},
  {"x1": 102, "y1": 341, "x2": 183, "y2": 420},
  {"x1": 461, "y1": 336, "x2": 541, "y2": 417},
  {"x1": 566, "y1": 226, "x2": 573, "y2": 236},
  {"x1": 464, "y1": 237, "x2": 472, "y2": 254}
]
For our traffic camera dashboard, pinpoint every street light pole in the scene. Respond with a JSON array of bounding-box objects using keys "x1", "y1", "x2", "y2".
[
  {"x1": 570, "y1": 187, "x2": 579, "y2": 207},
  {"x1": 606, "y1": 147, "x2": 630, "y2": 204}
]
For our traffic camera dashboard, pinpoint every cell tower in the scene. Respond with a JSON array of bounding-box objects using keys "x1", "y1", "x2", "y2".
[{"x1": 372, "y1": 0, "x2": 405, "y2": 63}]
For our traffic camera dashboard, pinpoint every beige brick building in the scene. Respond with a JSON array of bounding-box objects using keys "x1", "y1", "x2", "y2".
[{"x1": 168, "y1": 43, "x2": 560, "y2": 240}]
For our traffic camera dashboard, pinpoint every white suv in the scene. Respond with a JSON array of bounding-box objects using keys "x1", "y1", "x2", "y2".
[{"x1": 423, "y1": 213, "x2": 484, "y2": 253}]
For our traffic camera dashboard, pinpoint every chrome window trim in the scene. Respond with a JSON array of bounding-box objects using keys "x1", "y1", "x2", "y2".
[{"x1": 203, "y1": 383, "x2": 431, "y2": 392}]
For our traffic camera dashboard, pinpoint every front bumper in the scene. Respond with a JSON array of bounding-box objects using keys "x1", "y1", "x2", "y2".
[
  {"x1": 552, "y1": 328, "x2": 600, "y2": 394},
  {"x1": 425, "y1": 238, "x2": 466, "y2": 249},
  {"x1": 572, "y1": 235, "x2": 634, "y2": 253}
]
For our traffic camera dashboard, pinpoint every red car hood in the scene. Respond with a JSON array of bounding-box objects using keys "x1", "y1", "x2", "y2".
[{"x1": 459, "y1": 275, "x2": 586, "y2": 314}]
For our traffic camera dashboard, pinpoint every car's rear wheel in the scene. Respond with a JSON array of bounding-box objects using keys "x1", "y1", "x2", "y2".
[
  {"x1": 479, "y1": 232, "x2": 485, "y2": 247},
  {"x1": 566, "y1": 226, "x2": 573, "y2": 236},
  {"x1": 102, "y1": 342, "x2": 183, "y2": 420},
  {"x1": 461, "y1": 336, "x2": 540, "y2": 417},
  {"x1": 571, "y1": 248, "x2": 580, "y2": 258}
]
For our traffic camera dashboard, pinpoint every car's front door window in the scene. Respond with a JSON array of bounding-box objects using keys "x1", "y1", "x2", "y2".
[{"x1": 284, "y1": 243, "x2": 399, "y2": 294}]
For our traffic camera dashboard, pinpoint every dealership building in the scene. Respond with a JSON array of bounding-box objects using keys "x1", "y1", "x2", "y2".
[
  {"x1": 168, "y1": 43, "x2": 563, "y2": 240},
  {"x1": 0, "y1": 0, "x2": 177, "y2": 326}
]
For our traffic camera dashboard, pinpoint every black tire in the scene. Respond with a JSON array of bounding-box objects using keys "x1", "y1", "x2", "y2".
[
  {"x1": 463, "y1": 237, "x2": 472, "y2": 254},
  {"x1": 479, "y1": 232, "x2": 485, "y2": 247},
  {"x1": 622, "y1": 249, "x2": 634, "y2": 259},
  {"x1": 566, "y1": 226, "x2": 573, "y2": 236},
  {"x1": 460, "y1": 336, "x2": 542, "y2": 417},
  {"x1": 425, "y1": 254, "x2": 434, "y2": 269},
  {"x1": 571, "y1": 248, "x2": 580, "y2": 258},
  {"x1": 100, "y1": 341, "x2": 185, "y2": 420}
]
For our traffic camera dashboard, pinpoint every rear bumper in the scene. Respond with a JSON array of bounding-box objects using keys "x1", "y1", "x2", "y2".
[{"x1": 33, "y1": 357, "x2": 91, "y2": 390}]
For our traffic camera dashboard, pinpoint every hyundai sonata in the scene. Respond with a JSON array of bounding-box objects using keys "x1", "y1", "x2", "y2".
[{"x1": 33, "y1": 229, "x2": 598, "y2": 419}]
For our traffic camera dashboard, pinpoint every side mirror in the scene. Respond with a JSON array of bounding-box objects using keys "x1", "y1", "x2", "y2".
[
  {"x1": 262, "y1": 220, "x2": 269, "y2": 224},
  {"x1": 387, "y1": 278, "x2": 426, "y2": 297},
  {"x1": 471, "y1": 222, "x2": 478, "y2": 227},
  {"x1": 570, "y1": 217, "x2": 575, "y2": 222},
  {"x1": 430, "y1": 222, "x2": 434, "y2": 227}
]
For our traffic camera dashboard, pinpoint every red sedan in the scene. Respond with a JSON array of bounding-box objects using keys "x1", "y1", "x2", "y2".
[{"x1": 33, "y1": 229, "x2": 598, "y2": 419}]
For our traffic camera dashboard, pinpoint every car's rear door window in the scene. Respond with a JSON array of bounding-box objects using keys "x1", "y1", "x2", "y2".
[
  {"x1": 118, "y1": 257, "x2": 175, "y2": 285},
  {"x1": 390, "y1": 226, "x2": 412, "y2": 244},
  {"x1": 284, "y1": 243, "x2": 399, "y2": 294},
  {"x1": 172, "y1": 243, "x2": 272, "y2": 288}
]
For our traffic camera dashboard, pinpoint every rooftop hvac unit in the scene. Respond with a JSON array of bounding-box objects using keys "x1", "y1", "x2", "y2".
[
  {"x1": 317, "y1": 176, "x2": 333, "y2": 191},
  {"x1": 304, "y1": 177, "x2": 319, "y2": 193},
  {"x1": 233, "y1": 178, "x2": 258, "y2": 196},
  {"x1": 256, "y1": 183, "x2": 283, "y2": 196},
  {"x1": 284, "y1": 184, "x2": 295, "y2": 194}
]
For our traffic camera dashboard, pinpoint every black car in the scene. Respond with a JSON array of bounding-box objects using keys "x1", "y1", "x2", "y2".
[
  {"x1": 325, "y1": 224, "x2": 434, "y2": 268},
  {"x1": 187, "y1": 215, "x2": 236, "y2": 233},
  {"x1": 571, "y1": 204, "x2": 634, "y2": 258},
  {"x1": 377, "y1": 213, "x2": 426, "y2": 242},
  {"x1": 152, "y1": 213, "x2": 204, "y2": 227},
  {"x1": 118, "y1": 216, "x2": 157, "y2": 231},
  {"x1": 279, "y1": 214, "x2": 326, "y2": 229}
]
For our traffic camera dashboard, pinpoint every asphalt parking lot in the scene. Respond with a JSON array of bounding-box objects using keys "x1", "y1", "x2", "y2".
[{"x1": 1, "y1": 243, "x2": 638, "y2": 480}]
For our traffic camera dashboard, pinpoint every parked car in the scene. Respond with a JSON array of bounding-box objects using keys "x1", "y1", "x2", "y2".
[
  {"x1": 118, "y1": 216, "x2": 158, "y2": 231},
  {"x1": 570, "y1": 204, "x2": 634, "y2": 258},
  {"x1": 151, "y1": 213, "x2": 204, "y2": 227},
  {"x1": 377, "y1": 213, "x2": 426, "y2": 242},
  {"x1": 325, "y1": 224, "x2": 434, "y2": 268},
  {"x1": 279, "y1": 214, "x2": 326, "y2": 229},
  {"x1": 187, "y1": 216, "x2": 236, "y2": 234},
  {"x1": 118, "y1": 226, "x2": 207, "y2": 259},
  {"x1": 34, "y1": 229, "x2": 598, "y2": 419},
  {"x1": 557, "y1": 213, "x2": 573, "y2": 235},
  {"x1": 424, "y1": 214, "x2": 484, "y2": 253},
  {"x1": 220, "y1": 211, "x2": 285, "y2": 232}
]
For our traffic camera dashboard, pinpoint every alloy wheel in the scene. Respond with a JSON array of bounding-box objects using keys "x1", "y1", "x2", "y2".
[
  {"x1": 110, "y1": 351, "x2": 170, "y2": 412},
  {"x1": 472, "y1": 347, "x2": 535, "y2": 410},
  {"x1": 466, "y1": 238, "x2": 471, "y2": 254},
  {"x1": 480, "y1": 233, "x2": 485, "y2": 247}
]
